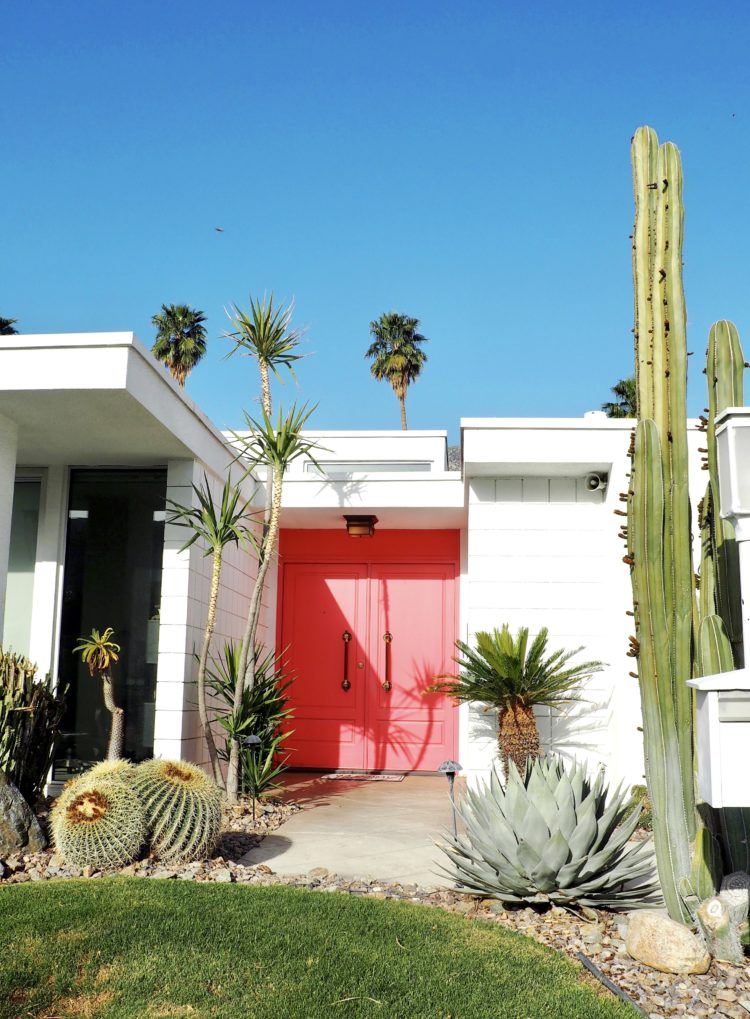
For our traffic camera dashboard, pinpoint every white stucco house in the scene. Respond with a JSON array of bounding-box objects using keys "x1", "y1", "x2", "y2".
[{"x1": 0, "y1": 331, "x2": 709, "y2": 791}]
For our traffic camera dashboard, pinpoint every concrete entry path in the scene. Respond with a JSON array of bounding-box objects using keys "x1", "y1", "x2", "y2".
[{"x1": 240, "y1": 772, "x2": 459, "y2": 889}]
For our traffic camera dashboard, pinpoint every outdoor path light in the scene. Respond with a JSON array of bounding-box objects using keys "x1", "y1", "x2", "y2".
[
  {"x1": 241, "y1": 734, "x2": 262, "y2": 821},
  {"x1": 438, "y1": 760, "x2": 462, "y2": 839}
]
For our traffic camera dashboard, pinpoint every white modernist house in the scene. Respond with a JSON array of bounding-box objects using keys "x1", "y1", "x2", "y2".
[{"x1": 0, "y1": 332, "x2": 706, "y2": 789}]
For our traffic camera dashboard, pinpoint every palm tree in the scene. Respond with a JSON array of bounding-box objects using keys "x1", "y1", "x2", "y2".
[
  {"x1": 431, "y1": 625, "x2": 602, "y2": 775},
  {"x1": 0, "y1": 318, "x2": 18, "y2": 335},
  {"x1": 166, "y1": 475, "x2": 253, "y2": 786},
  {"x1": 151, "y1": 304, "x2": 207, "y2": 386},
  {"x1": 73, "y1": 627, "x2": 124, "y2": 760},
  {"x1": 365, "y1": 312, "x2": 428, "y2": 430},
  {"x1": 602, "y1": 376, "x2": 636, "y2": 418}
]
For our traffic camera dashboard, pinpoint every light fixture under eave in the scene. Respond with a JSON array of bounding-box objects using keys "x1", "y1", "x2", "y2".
[{"x1": 344, "y1": 514, "x2": 378, "y2": 538}]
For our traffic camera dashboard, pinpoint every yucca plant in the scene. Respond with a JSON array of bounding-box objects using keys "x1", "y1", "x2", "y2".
[
  {"x1": 73, "y1": 627, "x2": 123, "y2": 760},
  {"x1": 440, "y1": 755, "x2": 661, "y2": 909},
  {"x1": 205, "y1": 640, "x2": 293, "y2": 800},
  {"x1": 431, "y1": 625, "x2": 602, "y2": 774},
  {"x1": 167, "y1": 474, "x2": 253, "y2": 785}
]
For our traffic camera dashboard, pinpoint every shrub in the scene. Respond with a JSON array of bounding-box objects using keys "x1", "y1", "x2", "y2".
[
  {"x1": 625, "y1": 784, "x2": 653, "y2": 832},
  {"x1": 0, "y1": 647, "x2": 66, "y2": 802},
  {"x1": 206, "y1": 641, "x2": 293, "y2": 799},
  {"x1": 51, "y1": 774, "x2": 146, "y2": 868},
  {"x1": 133, "y1": 758, "x2": 222, "y2": 863},
  {"x1": 440, "y1": 755, "x2": 662, "y2": 909}
]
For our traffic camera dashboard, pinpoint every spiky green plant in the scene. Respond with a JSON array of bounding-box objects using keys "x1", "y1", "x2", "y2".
[
  {"x1": 0, "y1": 648, "x2": 66, "y2": 802},
  {"x1": 133, "y1": 759, "x2": 223, "y2": 863},
  {"x1": 83, "y1": 759, "x2": 136, "y2": 784},
  {"x1": 51, "y1": 775, "x2": 146, "y2": 869},
  {"x1": 440, "y1": 756, "x2": 661, "y2": 909},
  {"x1": 73, "y1": 627, "x2": 124, "y2": 761},
  {"x1": 430, "y1": 626, "x2": 602, "y2": 775}
]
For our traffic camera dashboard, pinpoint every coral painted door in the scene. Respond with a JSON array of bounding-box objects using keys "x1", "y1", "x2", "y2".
[
  {"x1": 280, "y1": 558, "x2": 456, "y2": 772},
  {"x1": 365, "y1": 564, "x2": 456, "y2": 771},
  {"x1": 280, "y1": 564, "x2": 368, "y2": 769}
]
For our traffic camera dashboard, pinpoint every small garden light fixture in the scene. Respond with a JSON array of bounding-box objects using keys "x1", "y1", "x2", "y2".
[
  {"x1": 438, "y1": 759, "x2": 462, "y2": 839},
  {"x1": 241, "y1": 734, "x2": 262, "y2": 821},
  {"x1": 343, "y1": 514, "x2": 378, "y2": 538}
]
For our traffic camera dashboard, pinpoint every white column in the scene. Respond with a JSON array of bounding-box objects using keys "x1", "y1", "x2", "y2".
[
  {"x1": 0, "y1": 415, "x2": 18, "y2": 641},
  {"x1": 732, "y1": 517, "x2": 750, "y2": 667},
  {"x1": 27, "y1": 466, "x2": 67, "y2": 678}
]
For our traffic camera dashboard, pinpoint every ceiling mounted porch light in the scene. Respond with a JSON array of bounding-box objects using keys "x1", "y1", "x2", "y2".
[{"x1": 344, "y1": 514, "x2": 378, "y2": 538}]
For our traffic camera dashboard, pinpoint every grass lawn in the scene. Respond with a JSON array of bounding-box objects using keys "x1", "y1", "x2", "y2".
[{"x1": 0, "y1": 879, "x2": 634, "y2": 1019}]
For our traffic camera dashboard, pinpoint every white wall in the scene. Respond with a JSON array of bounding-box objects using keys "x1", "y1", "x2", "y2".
[
  {"x1": 0, "y1": 415, "x2": 18, "y2": 639},
  {"x1": 459, "y1": 442, "x2": 641, "y2": 788}
]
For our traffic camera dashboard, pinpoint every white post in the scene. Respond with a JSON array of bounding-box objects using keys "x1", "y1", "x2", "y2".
[
  {"x1": 0, "y1": 414, "x2": 18, "y2": 640},
  {"x1": 732, "y1": 517, "x2": 750, "y2": 667}
]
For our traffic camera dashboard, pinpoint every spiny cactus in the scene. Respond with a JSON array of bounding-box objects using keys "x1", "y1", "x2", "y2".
[
  {"x1": 439, "y1": 756, "x2": 661, "y2": 909},
  {"x1": 83, "y1": 759, "x2": 136, "y2": 784},
  {"x1": 51, "y1": 775, "x2": 146, "y2": 869},
  {"x1": 133, "y1": 759, "x2": 223, "y2": 863}
]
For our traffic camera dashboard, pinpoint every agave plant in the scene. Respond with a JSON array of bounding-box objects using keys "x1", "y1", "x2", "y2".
[{"x1": 440, "y1": 755, "x2": 661, "y2": 909}]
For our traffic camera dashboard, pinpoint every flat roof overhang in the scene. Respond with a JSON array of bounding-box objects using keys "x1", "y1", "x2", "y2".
[
  {"x1": 280, "y1": 473, "x2": 466, "y2": 529},
  {"x1": 0, "y1": 333, "x2": 235, "y2": 474}
]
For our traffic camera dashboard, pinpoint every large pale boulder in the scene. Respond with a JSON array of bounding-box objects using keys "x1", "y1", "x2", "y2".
[
  {"x1": 625, "y1": 909, "x2": 710, "y2": 974},
  {"x1": 0, "y1": 771, "x2": 46, "y2": 856}
]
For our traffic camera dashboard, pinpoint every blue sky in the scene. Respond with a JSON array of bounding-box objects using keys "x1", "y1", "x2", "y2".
[{"x1": 4, "y1": 2, "x2": 750, "y2": 439}]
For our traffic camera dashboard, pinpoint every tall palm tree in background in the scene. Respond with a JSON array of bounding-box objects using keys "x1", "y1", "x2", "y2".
[
  {"x1": 602, "y1": 376, "x2": 636, "y2": 418},
  {"x1": 151, "y1": 304, "x2": 207, "y2": 386},
  {"x1": 0, "y1": 317, "x2": 18, "y2": 335},
  {"x1": 365, "y1": 312, "x2": 428, "y2": 430}
]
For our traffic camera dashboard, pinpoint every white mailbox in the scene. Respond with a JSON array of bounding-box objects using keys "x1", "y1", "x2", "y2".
[{"x1": 688, "y1": 668, "x2": 750, "y2": 808}]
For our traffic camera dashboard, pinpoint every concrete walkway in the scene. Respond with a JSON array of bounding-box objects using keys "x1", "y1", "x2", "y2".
[{"x1": 241, "y1": 772, "x2": 459, "y2": 889}]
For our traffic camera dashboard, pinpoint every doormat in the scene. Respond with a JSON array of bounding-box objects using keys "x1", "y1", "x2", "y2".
[{"x1": 321, "y1": 772, "x2": 405, "y2": 782}]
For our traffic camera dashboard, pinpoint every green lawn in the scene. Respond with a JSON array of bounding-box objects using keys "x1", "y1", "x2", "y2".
[{"x1": 0, "y1": 879, "x2": 634, "y2": 1019}]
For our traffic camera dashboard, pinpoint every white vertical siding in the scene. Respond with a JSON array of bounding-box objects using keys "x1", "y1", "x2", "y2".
[{"x1": 460, "y1": 446, "x2": 642, "y2": 787}]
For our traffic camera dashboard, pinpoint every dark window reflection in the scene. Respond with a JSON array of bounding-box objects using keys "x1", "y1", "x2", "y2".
[{"x1": 54, "y1": 469, "x2": 166, "y2": 779}]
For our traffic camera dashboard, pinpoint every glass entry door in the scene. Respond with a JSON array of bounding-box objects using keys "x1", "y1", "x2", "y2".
[{"x1": 54, "y1": 469, "x2": 166, "y2": 779}]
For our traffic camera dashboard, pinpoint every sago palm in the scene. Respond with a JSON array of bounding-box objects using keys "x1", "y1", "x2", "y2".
[
  {"x1": 73, "y1": 627, "x2": 124, "y2": 760},
  {"x1": 365, "y1": 312, "x2": 428, "y2": 430},
  {"x1": 602, "y1": 376, "x2": 636, "y2": 418},
  {"x1": 225, "y1": 294, "x2": 304, "y2": 416},
  {"x1": 166, "y1": 474, "x2": 253, "y2": 786},
  {"x1": 431, "y1": 625, "x2": 603, "y2": 774},
  {"x1": 151, "y1": 304, "x2": 207, "y2": 386}
]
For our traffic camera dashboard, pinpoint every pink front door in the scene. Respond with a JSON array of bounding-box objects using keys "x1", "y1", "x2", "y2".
[{"x1": 278, "y1": 530, "x2": 458, "y2": 772}]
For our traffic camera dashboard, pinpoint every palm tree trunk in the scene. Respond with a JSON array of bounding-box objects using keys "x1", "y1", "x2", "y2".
[
  {"x1": 227, "y1": 464, "x2": 284, "y2": 803},
  {"x1": 399, "y1": 393, "x2": 407, "y2": 430},
  {"x1": 497, "y1": 704, "x2": 539, "y2": 777},
  {"x1": 259, "y1": 360, "x2": 272, "y2": 418},
  {"x1": 102, "y1": 673, "x2": 124, "y2": 760},
  {"x1": 197, "y1": 548, "x2": 224, "y2": 786}
]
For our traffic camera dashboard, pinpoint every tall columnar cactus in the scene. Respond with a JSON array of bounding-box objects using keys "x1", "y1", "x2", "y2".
[
  {"x1": 697, "y1": 321, "x2": 750, "y2": 874},
  {"x1": 628, "y1": 127, "x2": 697, "y2": 922},
  {"x1": 133, "y1": 758, "x2": 223, "y2": 863}
]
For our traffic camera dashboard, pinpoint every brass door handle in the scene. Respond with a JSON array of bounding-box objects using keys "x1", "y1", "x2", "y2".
[
  {"x1": 341, "y1": 631, "x2": 352, "y2": 691},
  {"x1": 382, "y1": 631, "x2": 392, "y2": 691}
]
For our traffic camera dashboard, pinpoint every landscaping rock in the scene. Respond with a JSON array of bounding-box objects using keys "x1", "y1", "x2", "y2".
[
  {"x1": 625, "y1": 909, "x2": 711, "y2": 974},
  {"x1": 0, "y1": 771, "x2": 46, "y2": 855}
]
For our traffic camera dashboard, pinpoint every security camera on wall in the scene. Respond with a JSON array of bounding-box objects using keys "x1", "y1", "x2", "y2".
[{"x1": 584, "y1": 472, "x2": 608, "y2": 492}]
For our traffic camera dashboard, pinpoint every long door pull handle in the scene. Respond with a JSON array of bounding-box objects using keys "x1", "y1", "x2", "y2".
[
  {"x1": 341, "y1": 631, "x2": 352, "y2": 691},
  {"x1": 382, "y1": 631, "x2": 392, "y2": 691}
]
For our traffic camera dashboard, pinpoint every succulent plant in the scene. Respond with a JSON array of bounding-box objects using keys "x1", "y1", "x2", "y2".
[
  {"x1": 51, "y1": 775, "x2": 146, "y2": 869},
  {"x1": 133, "y1": 758, "x2": 223, "y2": 863},
  {"x1": 83, "y1": 759, "x2": 136, "y2": 784},
  {"x1": 439, "y1": 756, "x2": 661, "y2": 909}
]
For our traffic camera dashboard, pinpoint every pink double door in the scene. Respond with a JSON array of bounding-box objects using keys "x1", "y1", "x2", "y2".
[{"x1": 278, "y1": 534, "x2": 458, "y2": 772}]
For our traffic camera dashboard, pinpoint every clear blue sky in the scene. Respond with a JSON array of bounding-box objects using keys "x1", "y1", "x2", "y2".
[{"x1": 4, "y1": 1, "x2": 749, "y2": 438}]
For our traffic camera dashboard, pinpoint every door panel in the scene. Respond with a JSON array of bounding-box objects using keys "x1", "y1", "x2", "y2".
[
  {"x1": 281, "y1": 564, "x2": 368, "y2": 769},
  {"x1": 366, "y1": 564, "x2": 456, "y2": 771}
]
